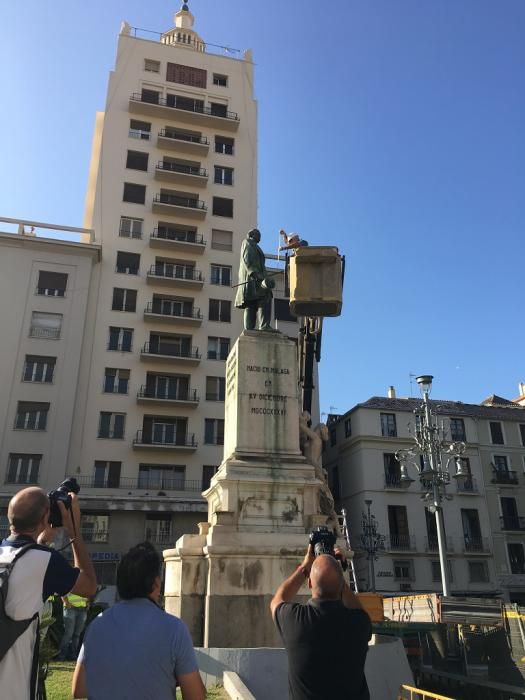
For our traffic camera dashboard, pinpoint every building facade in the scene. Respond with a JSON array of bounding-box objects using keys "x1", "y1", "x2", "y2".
[{"x1": 324, "y1": 392, "x2": 525, "y2": 601}]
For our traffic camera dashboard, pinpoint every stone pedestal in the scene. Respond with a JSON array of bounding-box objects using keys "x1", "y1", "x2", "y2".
[{"x1": 164, "y1": 331, "x2": 341, "y2": 647}]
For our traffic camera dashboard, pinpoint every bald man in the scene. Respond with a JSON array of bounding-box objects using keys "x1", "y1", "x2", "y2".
[
  {"x1": 271, "y1": 545, "x2": 371, "y2": 700},
  {"x1": 0, "y1": 487, "x2": 97, "y2": 700}
]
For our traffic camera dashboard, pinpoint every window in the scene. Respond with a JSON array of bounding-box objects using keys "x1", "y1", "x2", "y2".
[
  {"x1": 202, "y1": 465, "x2": 218, "y2": 490},
  {"x1": 36, "y1": 271, "x2": 68, "y2": 297},
  {"x1": 388, "y1": 505, "x2": 410, "y2": 548},
  {"x1": 129, "y1": 120, "x2": 151, "y2": 140},
  {"x1": 166, "y1": 62, "x2": 207, "y2": 88},
  {"x1": 211, "y1": 229, "x2": 233, "y2": 251},
  {"x1": 141, "y1": 417, "x2": 189, "y2": 446},
  {"x1": 153, "y1": 260, "x2": 197, "y2": 280},
  {"x1": 330, "y1": 429, "x2": 337, "y2": 447},
  {"x1": 15, "y1": 402, "x2": 49, "y2": 430},
  {"x1": 93, "y1": 460, "x2": 121, "y2": 488},
  {"x1": 166, "y1": 94, "x2": 204, "y2": 112},
  {"x1": 151, "y1": 296, "x2": 194, "y2": 319},
  {"x1": 6, "y1": 454, "x2": 41, "y2": 484},
  {"x1": 209, "y1": 299, "x2": 231, "y2": 322},
  {"x1": 210, "y1": 102, "x2": 227, "y2": 117},
  {"x1": 112, "y1": 288, "x2": 137, "y2": 312},
  {"x1": 330, "y1": 466, "x2": 341, "y2": 500},
  {"x1": 139, "y1": 464, "x2": 185, "y2": 490},
  {"x1": 468, "y1": 561, "x2": 489, "y2": 583},
  {"x1": 508, "y1": 543, "x2": 525, "y2": 575},
  {"x1": 450, "y1": 418, "x2": 466, "y2": 442},
  {"x1": 431, "y1": 561, "x2": 454, "y2": 583},
  {"x1": 215, "y1": 136, "x2": 234, "y2": 155},
  {"x1": 23, "y1": 355, "x2": 55, "y2": 383},
  {"x1": 210, "y1": 264, "x2": 231, "y2": 286},
  {"x1": 30, "y1": 311, "x2": 62, "y2": 339},
  {"x1": 144, "y1": 58, "x2": 160, "y2": 73},
  {"x1": 384, "y1": 453, "x2": 401, "y2": 486},
  {"x1": 461, "y1": 508, "x2": 483, "y2": 550},
  {"x1": 108, "y1": 326, "x2": 133, "y2": 352},
  {"x1": 116, "y1": 251, "x2": 140, "y2": 275},
  {"x1": 493, "y1": 455, "x2": 509, "y2": 471},
  {"x1": 205, "y1": 418, "x2": 224, "y2": 445},
  {"x1": 207, "y1": 336, "x2": 230, "y2": 360},
  {"x1": 156, "y1": 224, "x2": 198, "y2": 243},
  {"x1": 212, "y1": 197, "x2": 233, "y2": 218},
  {"x1": 81, "y1": 514, "x2": 109, "y2": 543},
  {"x1": 98, "y1": 412, "x2": 125, "y2": 439},
  {"x1": 148, "y1": 333, "x2": 192, "y2": 358},
  {"x1": 380, "y1": 413, "x2": 397, "y2": 437},
  {"x1": 519, "y1": 424, "x2": 525, "y2": 447},
  {"x1": 144, "y1": 373, "x2": 189, "y2": 400},
  {"x1": 126, "y1": 150, "x2": 149, "y2": 171},
  {"x1": 213, "y1": 73, "x2": 228, "y2": 87},
  {"x1": 103, "y1": 368, "x2": 130, "y2": 394},
  {"x1": 141, "y1": 88, "x2": 160, "y2": 104},
  {"x1": 500, "y1": 496, "x2": 521, "y2": 530},
  {"x1": 274, "y1": 299, "x2": 296, "y2": 322},
  {"x1": 123, "y1": 182, "x2": 146, "y2": 204},
  {"x1": 344, "y1": 418, "x2": 352, "y2": 438},
  {"x1": 393, "y1": 560, "x2": 414, "y2": 581},
  {"x1": 145, "y1": 514, "x2": 173, "y2": 545},
  {"x1": 119, "y1": 217, "x2": 143, "y2": 239},
  {"x1": 490, "y1": 421, "x2": 504, "y2": 445},
  {"x1": 206, "y1": 376, "x2": 225, "y2": 401},
  {"x1": 214, "y1": 166, "x2": 234, "y2": 185}
]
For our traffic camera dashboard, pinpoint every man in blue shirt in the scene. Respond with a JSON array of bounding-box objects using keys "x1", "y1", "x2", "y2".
[{"x1": 73, "y1": 542, "x2": 205, "y2": 700}]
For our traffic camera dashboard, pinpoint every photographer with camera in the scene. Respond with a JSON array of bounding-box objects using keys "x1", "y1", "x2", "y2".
[
  {"x1": 271, "y1": 529, "x2": 372, "y2": 700},
  {"x1": 0, "y1": 483, "x2": 97, "y2": 700}
]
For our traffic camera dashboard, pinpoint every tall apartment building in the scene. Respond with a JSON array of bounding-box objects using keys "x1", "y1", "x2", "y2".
[{"x1": 324, "y1": 391, "x2": 525, "y2": 602}]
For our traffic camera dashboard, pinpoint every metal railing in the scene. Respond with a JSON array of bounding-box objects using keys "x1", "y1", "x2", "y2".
[
  {"x1": 152, "y1": 227, "x2": 205, "y2": 245},
  {"x1": 130, "y1": 92, "x2": 239, "y2": 121},
  {"x1": 500, "y1": 515, "x2": 525, "y2": 531},
  {"x1": 156, "y1": 161, "x2": 208, "y2": 177},
  {"x1": 36, "y1": 287, "x2": 65, "y2": 297},
  {"x1": 141, "y1": 341, "x2": 201, "y2": 359},
  {"x1": 384, "y1": 474, "x2": 404, "y2": 488},
  {"x1": 385, "y1": 535, "x2": 416, "y2": 551},
  {"x1": 137, "y1": 386, "x2": 199, "y2": 402},
  {"x1": 29, "y1": 326, "x2": 61, "y2": 339},
  {"x1": 153, "y1": 193, "x2": 207, "y2": 210},
  {"x1": 456, "y1": 477, "x2": 477, "y2": 493},
  {"x1": 491, "y1": 469, "x2": 518, "y2": 485},
  {"x1": 133, "y1": 429, "x2": 197, "y2": 448},
  {"x1": 159, "y1": 128, "x2": 209, "y2": 145},
  {"x1": 398, "y1": 685, "x2": 454, "y2": 700},
  {"x1": 147, "y1": 264, "x2": 203, "y2": 282},
  {"x1": 424, "y1": 536, "x2": 455, "y2": 552},
  {"x1": 463, "y1": 536, "x2": 490, "y2": 553},
  {"x1": 74, "y1": 475, "x2": 202, "y2": 491},
  {"x1": 144, "y1": 302, "x2": 202, "y2": 320}
]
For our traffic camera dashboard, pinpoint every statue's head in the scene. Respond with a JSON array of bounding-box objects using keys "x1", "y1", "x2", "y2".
[{"x1": 248, "y1": 228, "x2": 261, "y2": 243}]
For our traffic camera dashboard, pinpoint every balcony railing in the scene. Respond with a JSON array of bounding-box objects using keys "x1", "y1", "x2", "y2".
[
  {"x1": 148, "y1": 265, "x2": 203, "y2": 282},
  {"x1": 500, "y1": 516, "x2": 525, "y2": 531},
  {"x1": 151, "y1": 228, "x2": 205, "y2": 245},
  {"x1": 144, "y1": 302, "x2": 202, "y2": 320},
  {"x1": 153, "y1": 193, "x2": 207, "y2": 210},
  {"x1": 133, "y1": 430, "x2": 197, "y2": 448},
  {"x1": 463, "y1": 536, "x2": 490, "y2": 553},
  {"x1": 137, "y1": 386, "x2": 199, "y2": 402},
  {"x1": 141, "y1": 341, "x2": 201, "y2": 359},
  {"x1": 424, "y1": 536, "x2": 455, "y2": 552},
  {"x1": 74, "y1": 475, "x2": 202, "y2": 492},
  {"x1": 384, "y1": 474, "x2": 404, "y2": 489},
  {"x1": 156, "y1": 161, "x2": 208, "y2": 177},
  {"x1": 456, "y1": 477, "x2": 478, "y2": 493},
  {"x1": 158, "y1": 129, "x2": 209, "y2": 146},
  {"x1": 385, "y1": 535, "x2": 416, "y2": 551},
  {"x1": 36, "y1": 287, "x2": 65, "y2": 297},
  {"x1": 130, "y1": 93, "x2": 239, "y2": 121},
  {"x1": 29, "y1": 326, "x2": 61, "y2": 339},
  {"x1": 491, "y1": 469, "x2": 518, "y2": 485}
]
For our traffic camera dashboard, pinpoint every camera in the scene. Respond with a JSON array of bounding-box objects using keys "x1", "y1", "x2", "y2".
[
  {"x1": 48, "y1": 477, "x2": 80, "y2": 527},
  {"x1": 309, "y1": 526, "x2": 337, "y2": 557}
]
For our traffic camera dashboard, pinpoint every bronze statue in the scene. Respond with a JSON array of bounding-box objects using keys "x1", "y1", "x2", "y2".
[{"x1": 235, "y1": 228, "x2": 274, "y2": 331}]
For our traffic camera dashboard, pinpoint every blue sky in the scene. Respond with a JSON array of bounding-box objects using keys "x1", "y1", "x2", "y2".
[{"x1": 1, "y1": 1, "x2": 523, "y2": 413}]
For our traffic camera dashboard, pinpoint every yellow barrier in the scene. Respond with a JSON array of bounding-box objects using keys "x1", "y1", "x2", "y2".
[{"x1": 398, "y1": 685, "x2": 455, "y2": 700}]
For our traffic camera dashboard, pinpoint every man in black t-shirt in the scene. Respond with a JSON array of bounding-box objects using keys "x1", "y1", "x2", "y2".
[{"x1": 271, "y1": 546, "x2": 371, "y2": 700}]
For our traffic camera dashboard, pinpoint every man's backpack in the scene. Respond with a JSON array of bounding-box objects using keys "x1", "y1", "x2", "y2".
[{"x1": 0, "y1": 542, "x2": 40, "y2": 662}]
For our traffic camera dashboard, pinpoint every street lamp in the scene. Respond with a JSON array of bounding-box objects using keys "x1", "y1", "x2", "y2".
[
  {"x1": 359, "y1": 499, "x2": 384, "y2": 593},
  {"x1": 395, "y1": 375, "x2": 467, "y2": 597}
]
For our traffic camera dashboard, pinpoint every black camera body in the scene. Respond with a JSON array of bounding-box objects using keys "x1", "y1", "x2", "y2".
[
  {"x1": 309, "y1": 526, "x2": 337, "y2": 557},
  {"x1": 48, "y1": 477, "x2": 80, "y2": 527}
]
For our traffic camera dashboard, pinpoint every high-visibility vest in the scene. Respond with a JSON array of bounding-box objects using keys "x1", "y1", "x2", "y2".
[{"x1": 66, "y1": 594, "x2": 88, "y2": 608}]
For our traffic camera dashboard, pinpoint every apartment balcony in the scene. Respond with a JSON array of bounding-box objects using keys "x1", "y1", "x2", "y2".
[
  {"x1": 152, "y1": 193, "x2": 207, "y2": 219},
  {"x1": 456, "y1": 477, "x2": 478, "y2": 494},
  {"x1": 150, "y1": 228, "x2": 206, "y2": 254},
  {"x1": 75, "y1": 475, "x2": 202, "y2": 493},
  {"x1": 384, "y1": 474, "x2": 405, "y2": 489},
  {"x1": 491, "y1": 469, "x2": 518, "y2": 485},
  {"x1": 424, "y1": 536, "x2": 455, "y2": 553},
  {"x1": 140, "y1": 342, "x2": 201, "y2": 365},
  {"x1": 136, "y1": 386, "x2": 199, "y2": 408},
  {"x1": 157, "y1": 128, "x2": 210, "y2": 156},
  {"x1": 384, "y1": 535, "x2": 416, "y2": 552},
  {"x1": 462, "y1": 537, "x2": 491, "y2": 554},
  {"x1": 154, "y1": 161, "x2": 208, "y2": 187},
  {"x1": 129, "y1": 93, "x2": 240, "y2": 132},
  {"x1": 132, "y1": 430, "x2": 197, "y2": 452},
  {"x1": 146, "y1": 264, "x2": 204, "y2": 289},
  {"x1": 500, "y1": 516, "x2": 525, "y2": 531},
  {"x1": 143, "y1": 302, "x2": 203, "y2": 326}
]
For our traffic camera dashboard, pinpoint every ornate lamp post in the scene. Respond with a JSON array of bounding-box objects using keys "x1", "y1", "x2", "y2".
[
  {"x1": 359, "y1": 500, "x2": 384, "y2": 592},
  {"x1": 395, "y1": 375, "x2": 468, "y2": 596}
]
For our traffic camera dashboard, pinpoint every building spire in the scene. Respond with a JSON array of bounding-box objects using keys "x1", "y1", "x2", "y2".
[
  {"x1": 174, "y1": 1, "x2": 195, "y2": 30},
  {"x1": 162, "y1": 0, "x2": 204, "y2": 51}
]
